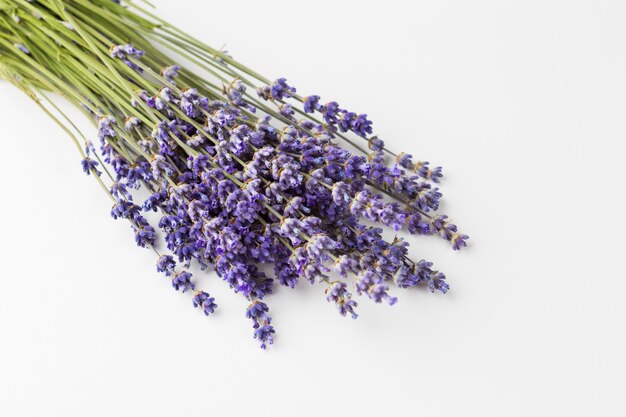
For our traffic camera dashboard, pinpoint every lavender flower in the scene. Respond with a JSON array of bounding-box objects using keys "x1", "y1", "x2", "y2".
[
  {"x1": 110, "y1": 43, "x2": 144, "y2": 71},
  {"x1": 192, "y1": 291, "x2": 218, "y2": 315},
  {"x1": 81, "y1": 157, "x2": 101, "y2": 176},
  {"x1": 325, "y1": 282, "x2": 358, "y2": 319},
  {"x1": 2, "y1": 1, "x2": 468, "y2": 349},
  {"x1": 303, "y1": 95, "x2": 321, "y2": 113},
  {"x1": 270, "y1": 78, "x2": 296, "y2": 100},
  {"x1": 354, "y1": 271, "x2": 398, "y2": 305},
  {"x1": 97, "y1": 116, "x2": 117, "y2": 140},
  {"x1": 254, "y1": 325, "x2": 275, "y2": 350},
  {"x1": 161, "y1": 65, "x2": 181, "y2": 84},
  {"x1": 246, "y1": 300, "x2": 272, "y2": 328},
  {"x1": 172, "y1": 271, "x2": 195, "y2": 292},
  {"x1": 156, "y1": 255, "x2": 177, "y2": 276},
  {"x1": 246, "y1": 301, "x2": 275, "y2": 348}
]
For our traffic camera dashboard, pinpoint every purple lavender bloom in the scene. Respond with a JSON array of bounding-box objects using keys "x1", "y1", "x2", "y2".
[
  {"x1": 254, "y1": 325, "x2": 275, "y2": 349},
  {"x1": 429, "y1": 272, "x2": 449, "y2": 294},
  {"x1": 84, "y1": 140, "x2": 96, "y2": 156},
  {"x1": 156, "y1": 255, "x2": 176, "y2": 276},
  {"x1": 124, "y1": 116, "x2": 140, "y2": 132},
  {"x1": 325, "y1": 282, "x2": 358, "y2": 319},
  {"x1": 81, "y1": 157, "x2": 101, "y2": 176},
  {"x1": 415, "y1": 161, "x2": 443, "y2": 183},
  {"x1": 110, "y1": 200, "x2": 141, "y2": 220},
  {"x1": 161, "y1": 65, "x2": 181, "y2": 84},
  {"x1": 245, "y1": 300, "x2": 272, "y2": 328},
  {"x1": 147, "y1": 88, "x2": 175, "y2": 112},
  {"x1": 354, "y1": 271, "x2": 397, "y2": 305},
  {"x1": 246, "y1": 300, "x2": 274, "y2": 348},
  {"x1": 337, "y1": 110, "x2": 356, "y2": 132},
  {"x1": 270, "y1": 78, "x2": 296, "y2": 100},
  {"x1": 306, "y1": 234, "x2": 340, "y2": 263},
  {"x1": 180, "y1": 88, "x2": 200, "y2": 118},
  {"x1": 397, "y1": 153, "x2": 415, "y2": 170},
  {"x1": 430, "y1": 166, "x2": 443, "y2": 182},
  {"x1": 172, "y1": 271, "x2": 195, "y2": 292},
  {"x1": 331, "y1": 181, "x2": 352, "y2": 205},
  {"x1": 110, "y1": 181, "x2": 133, "y2": 201},
  {"x1": 256, "y1": 85, "x2": 271, "y2": 101},
  {"x1": 451, "y1": 233, "x2": 469, "y2": 251},
  {"x1": 278, "y1": 103, "x2": 294, "y2": 119},
  {"x1": 321, "y1": 101, "x2": 340, "y2": 125},
  {"x1": 352, "y1": 114, "x2": 373, "y2": 137},
  {"x1": 97, "y1": 116, "x2": 117, "y2": 140},
  {"x1": 110, "y1": 43, "x2": 144, "y2": 71},
  {"x1": 303, "y1": 95, "x2": 321, "y2": 113},
  {"x1": 133, "y1": 216, "x2": 157, "y2": 247},
  {"x1": 368, "y1": 136, "x2": 385, "y2": 152},
  {"x1": 333, "y1": 255, "x2": 358, "y2": 278},
  {"x1": 275, "y1": 249, "x2": 299, "y2": 288},
  {"x1": 192, "y1": 291, "x2": 217, "y2": 316},
  {"x1": 429, "y1": 215, "x2": 469, "y2": 250},
  {"x1": 224, "y1": 79, "x2": 245, "y2": 103},
  {"x1": 151, "y1": 155, "x2": 173, "y2": 179},
  {"x1": 406, "y1": 213, "x2": 431, "y2": 235},
  {"x1": 143, "y1": 186, "x2": 168, "y2": 212}
]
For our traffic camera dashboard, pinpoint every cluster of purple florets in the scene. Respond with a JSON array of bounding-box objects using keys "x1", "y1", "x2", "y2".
[{"x1": 81, "y1": 44, "x2": 467, "y2": 348}]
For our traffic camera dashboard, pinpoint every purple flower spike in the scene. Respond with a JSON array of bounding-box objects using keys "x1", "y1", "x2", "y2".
[
  {"x1": 270, "y1": 78, "x2": 296, "y2": 100},
  {"x1": 156, "y1": 255, "x2": 176, "y2": 276},
  {"x1": 430, "y1": 166, "x2": 444, "y2": 182},
  {"x1": 110, "y1": 200, "x2": 141, "y2": 220},
  {"x1": 256, "y1": 78, "x2": 296, "y2": 101},
  {"x1": 110, "y1": 43, "x2": 144, "y2": 71},
  {"x1": 97, "y1": 116, "x2": 117, "y2": 140},
  {"x1": 429, "y1": 215, "x2": 468, "y2": 250},
  {"x1": 321, "y1": 101, "x2": 340, "y2": 125},
  {"x1": 368, "y1": 136, "x2": 385, "y2": 152},
  {"x1": 278, "y1": 103, "x2": 294, "y2": 119},
  {"x1": 333, "y1": 255, "x2": 358, "y2": 278},
  {"x1": 192, "y1": 291, "x2": 217, "y2": 316},
  {"x1": 352, "y1": 114, "x2": 373, "y2": 137},
  {"x1": 161, "y1": 65, "x2": 181, "y2": 84},
  {"x1": 246, "y1": 300, "x2": 272, "y2": 329},
  {"x1": 254, "y1": 325, "x2": 275, "y2": 349},
  {"x1": 133, "y1": 216, "x2": 156, "y2": 247},
  {"x1": 172, "y1": 271, "x2": 195, "y2": 292},
  {"x1": 429, "y1": 272, "x2": 449, "y2": 294},
  {"x1": 451, "y1": 233, "x2": 469, "y2": 251},
  {"x1": 246, "y1": 301, "x2": 274, "y2": 349},
  {"x1": 303, "y1": 95, "x2": 321, "y2": 113},
  {"x1": 354, "y1": 271, "x2": 398, "y2": 305},
  {"x1": 397, "y1": 153, "x2": 415, "y2": 170},
  {"x1": 325, "y1": 282, "x2": 358, "y2": 319},
  {"x1": 110, "y1": 181, "x2": 133, "y2": 201},
  {"x1": 81, "y1": 157, "x2": 101, "y2": 176},
  {"x1": 415, "y1": 161, "x2": 444, "y2": 183}
]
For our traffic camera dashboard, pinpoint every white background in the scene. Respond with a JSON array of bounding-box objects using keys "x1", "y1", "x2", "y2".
[{"x1": 1, "y1": 0, "x2": 625, "y2": 415}]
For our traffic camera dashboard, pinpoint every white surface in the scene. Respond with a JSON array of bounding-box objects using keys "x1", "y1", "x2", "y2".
[{"x1": 1, "y1": 0, "x2": 625, "y2": 416}]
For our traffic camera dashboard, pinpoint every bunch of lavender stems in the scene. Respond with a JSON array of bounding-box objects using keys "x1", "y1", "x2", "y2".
[{"x1": 0, "y1": 0, "x2": 468, "y2": 348}]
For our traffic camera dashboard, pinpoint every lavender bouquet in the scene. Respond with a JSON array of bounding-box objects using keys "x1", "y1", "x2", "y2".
[{"x1": 0, "y1": 0, "x2": 468, "y2": 348}]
